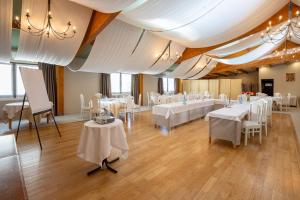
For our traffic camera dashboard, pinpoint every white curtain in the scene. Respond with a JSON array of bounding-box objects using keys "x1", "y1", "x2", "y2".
[
  {"x1": 69, "y1": 0, "x2": 137, "y2": 13},
  {"x1": 15, "y1": 0, "x2": 92, "y2": 66},
  {"x1": 78, "y1": 19, "x2": 185, "y2": 74},
  {"x1": 0, "y1": 0, "x2": 12, "y2": 63},
  {"x1": 118, "y1": 0, "x2": 287, "y2": 47}
]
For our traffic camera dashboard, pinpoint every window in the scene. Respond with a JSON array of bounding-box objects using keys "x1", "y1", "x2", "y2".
[
  {"x1": 0, "y1": 63, "x2": 38, "y2": 98},
  {"x1": 0, "y1": 64, "x2": 13, "y2": 96},
  {"x1": 110, "y1": 73, "x2": 132, "y2": 93},
  {"x1": 163, "y1": 78, "x2": 175, "y2": 93}
]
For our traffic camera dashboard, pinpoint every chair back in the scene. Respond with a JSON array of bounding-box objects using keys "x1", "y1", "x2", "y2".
[
  {"x1": 91, "y1": 96, "x2": 100, "y2": 113},
  {"x1": 80, "y1": 94, "x2": 85, "y2": 108},
  {"x1": 250, "y1": 102, "x2": 263, "y2": 124},
  {"x1": 95, "y1": 93, "x2": 102, "y2": 99},
  {"x1": 274, "y1": 93, "x2": 281, "y2": 97},
  {"x1": 219, "y1": 93, "x2": 227, "y2": 101},
  {"x1": 125, "y1": 96, "x2": 135, "y2": 108}
]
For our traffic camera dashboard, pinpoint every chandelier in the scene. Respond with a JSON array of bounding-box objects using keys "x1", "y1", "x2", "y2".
[
  {"x1": 14, "y1": 0, "x2": 76, "y2": 40},
  {"x1": 161, "y1": 42, "x2": 181, "y2": 63},
  {"x1": 260, "y1": 1, "x2": 300, "y2": 59}
]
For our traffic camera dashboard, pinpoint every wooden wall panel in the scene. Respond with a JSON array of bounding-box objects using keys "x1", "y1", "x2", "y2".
[{"x1": 55, "y1": 66, "x2": 64, "y2": 115}]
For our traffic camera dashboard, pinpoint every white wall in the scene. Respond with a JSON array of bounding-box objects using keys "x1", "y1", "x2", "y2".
[
  {"x1": 259, "y1": 62, "x2": 300, "y2": 99},
  {"x1": 143, "y1": 74, "x2": 158, "y2": 105},
  {"x1": 64, "y1": 69, "x2": 99, "y2": 114}
]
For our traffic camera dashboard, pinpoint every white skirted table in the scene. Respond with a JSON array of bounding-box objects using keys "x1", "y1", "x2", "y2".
[
  {"x1": 206, "y1": 104, "x2": 250, "y2": 148},
  {"x1": 152, "y1": 99, "x2": 216, "y2": 131},
  {"x1": 2, "y1": 102, "x2": 51, "y2": 129},
  {"x1": 77, "y1": 119, "x2": 129, "y2": 175}
]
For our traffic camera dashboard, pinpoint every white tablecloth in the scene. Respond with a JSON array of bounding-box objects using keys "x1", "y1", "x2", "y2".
[
  {"x1": 77, "y1": 119, "x2": 129, "y2": 166},
  {"x1": 2, "y1": 102, "x2": 30, "y2": 119},
  {"x1": 100, "y1": 98, "x2": 126, "y2": 117},
  {"x1": 206, "y1": 104, "x2": 250, "y2": 122},
  {"x1": 152, "y1": 99, "x2": 215, "y2": 119}
]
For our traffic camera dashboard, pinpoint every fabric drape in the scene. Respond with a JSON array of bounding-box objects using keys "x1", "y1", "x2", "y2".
[
  {"x1": 38, "y1": 62, "x2": 57, "y2": 115},
  {"x1": 77, "y1": 19, "x2": 185, "y2": 74},
  {"x1": 131, "y1": 74, "x2": 140, "y2": 104},
  {"x1": 0, "y1": 0, "x2": 12, "y2": 63},
  {"x1": 16, "y1": 0, "x2": 92, "y2": 66},
  {"x1": 118, "y1": 0, "x2": 287, "y2": 47},
  {"x1": 158, "y1": 78, "x2": 164, "y2": 95},
  {"x1": 99, "y1": 73, "x2": 112, "y2": 98}
]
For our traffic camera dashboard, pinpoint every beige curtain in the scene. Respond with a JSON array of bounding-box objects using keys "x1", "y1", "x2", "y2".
[
  {"x1": 219, "y1": 79, "x2": 231, "y2": 97},
  {"x1": 99, "y1": 73, "x2": 112, "y2": 98},
  {"x1": 209, "y1": 79, "x2": 219, "y2": 98},
  {"x1": 199, "y1": 80, "x2": 209, "y2": 93},
  {"x1": 230, "y1": 79, "x2": 242, "y2": 99},
  {"x1": 182, "y1": 80, "x2": 190, "y2": 93}
]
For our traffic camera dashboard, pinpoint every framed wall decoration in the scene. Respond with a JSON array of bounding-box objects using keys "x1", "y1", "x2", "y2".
[{"x1": 286, "y1": 73, "x2": 295, "y2": 82}]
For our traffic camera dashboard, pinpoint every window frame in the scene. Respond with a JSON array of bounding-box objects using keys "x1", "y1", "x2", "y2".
[
  {"x1": 0, "y1": 62, "x2": 38, "y2": 99},
  {"x1": 110, "y1": 73, "x2": 132, "y2": 95}
]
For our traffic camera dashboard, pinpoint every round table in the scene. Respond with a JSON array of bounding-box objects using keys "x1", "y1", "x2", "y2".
[
  {"x1": 2, "y1": 101, "x2": 52, "y2": 129},
  {"x1": 77, "y1": 119, "x2": 129, "y2": 174}
]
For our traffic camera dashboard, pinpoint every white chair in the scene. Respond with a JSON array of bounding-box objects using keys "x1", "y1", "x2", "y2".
[
  {"x1": 282, "y1": 95, "x2": 291, "y2": 111},
  {"x1": 266, "y1": 97, "x2": 273, "y2": 127},
  {"x1": 80, "y1": 94, "x2": 91, "y2": 120},
  {"x1": 260, "y1": 99, "x2": 269, "y2": 136},
  {"x1": 90, "y1": 96, "x2": 102, "y2": 119},
  {"x1": 219, "y1": 93, "x2": 227, "y2": 101},
  {"x1": 242, "y1": 102, "x2": 263, "y2": 145},
  {"x1": 95, "y1": 93, "x2": 102, "y2": 99}
]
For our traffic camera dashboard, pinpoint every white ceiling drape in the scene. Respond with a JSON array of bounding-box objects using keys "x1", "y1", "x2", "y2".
[
  {"x1": 69, "y1": 0, "x2": 137, "y2": 13},
  {"x1": 118, "y1": 0, "x2": 288, "y2": 48},
  {"x1": 0, "y1": 0, "x2": 13, "y2": 63},
  {"x1": 77, "y1": 19, "x2": 185, "y2": 74},
  {"x1": 15, "y1": 0, "x2": 92, "y2": 66},
  {"x1": 207, "y1": 33, "x2": 263, "y2": 58},
  {"x1": 167, "y1": 55, "x2": 201, "y2": 78},
  {"x1": 167, "y1": 55, "x2": 217, "y2": 79},
  {"x1": 215, "y1": 40, "x2": 284, "y2": 65}
]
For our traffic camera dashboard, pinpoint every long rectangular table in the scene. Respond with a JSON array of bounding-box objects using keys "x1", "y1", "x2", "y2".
[
  {"x1": 206, "y1": 104, "x2": 250, "y2": 147},
  {"x1": 152, "y1": 99, "x2": 225, "y2": 130}
]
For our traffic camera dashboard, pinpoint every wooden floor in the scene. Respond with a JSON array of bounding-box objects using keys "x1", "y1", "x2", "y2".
[{"x1": 16, "y1": 112, "x2": 300, "y2": 200}]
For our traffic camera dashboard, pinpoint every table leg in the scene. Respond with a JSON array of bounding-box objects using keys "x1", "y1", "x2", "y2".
[
  {"x1": 8, "y1": 119, "x2": 12, "y2": 130},
  {"x1": 209, "y1": 136, "x2": 211, "y2": 144},
  {"x1": 47, "y1": 114, "x2": 50, "y2": 124},
  {"x1": 29, "y1": 122, "x2": 32, "y2": 129},
  {"x1": 87, "y1": 157, "x2": 119, "y2": 176}
]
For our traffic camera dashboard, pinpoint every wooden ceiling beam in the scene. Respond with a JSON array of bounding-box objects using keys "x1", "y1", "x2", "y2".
[
  {"x1": 178, "y1": 3, "x2": 299, "y2": 63},
  {"x1": 77, "y1": 11, "x2": 119, "y2": 54}
]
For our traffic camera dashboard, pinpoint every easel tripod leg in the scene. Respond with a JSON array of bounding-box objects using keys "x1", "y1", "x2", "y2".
[
  {"x1": 50, "y1": 111, "x2": 61, "y2": 137},
  {"x1": 33, "y1": 115, "x2": 43, "y2": 150},
  {"x1": 16, "y1": 95, "x2": 26, "y2": 141}
]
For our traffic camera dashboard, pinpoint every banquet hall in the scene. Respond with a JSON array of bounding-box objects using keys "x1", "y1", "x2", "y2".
[{"x1": 1, "y1": 0, "x2": 300, "y2": 199}]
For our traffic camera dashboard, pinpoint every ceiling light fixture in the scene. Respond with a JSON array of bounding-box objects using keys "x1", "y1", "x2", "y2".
[
  {"x1": 14, "y1": 0, "x2": 76, "y2": 40},
  {"x1": 260, "y1": 0, "x2": 300, "y2": 60}
]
